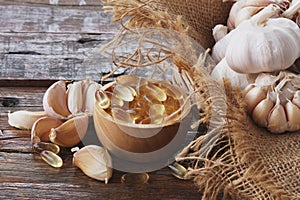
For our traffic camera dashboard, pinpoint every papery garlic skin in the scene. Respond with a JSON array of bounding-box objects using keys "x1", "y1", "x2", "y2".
[
  {"x1": 226, "y1": 5, "x2": 300, "y2": 74},
  {"x1": 72, "y1": 145, "x2": 113, "y2": 183},
  {"x1": 43, "y1": 80, "x2": 71, "y2": 119},
  {"x1": 252, "y1": 96, "x2": 274, "y2": 127},
  {"x1": 31, "y1": 116, "x2": 63, "y2": 142},
  {"x1": 49, "y1": 113, "x2": 89, "y2": 147},
  {"x1": 285, "y1": 100, "x2": 300, "y2": 131},
  {"x1": 8, "y1": 110, "x2": 47, "y2": 130}
]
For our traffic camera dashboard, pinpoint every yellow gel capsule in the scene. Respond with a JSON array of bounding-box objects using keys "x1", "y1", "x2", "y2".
[
  {"x1": 33, "y1": 142, "x2": 60, "y2": 154},
  {"x1": 164, "y1": 96, "x2": 181, "y2": 116},
  {"x1": 159, "y1": 82, "x2": 184, "y2": 100},
  {"x1": 121, "y1": 173, "x2": 149, "y2": 184},
  {"x1": 140, "y1": 83, "x2": 167, "y2": 102},
  {"x1": 111, "y1": 107, "x2": 134, "y2": 124},
  {"x1": 149, "y1": 104, "x2": 165, "y2": 116},
  {"x1": 106, "y1": 91, "x2": 124, "y2": 107},
  {"x1": 95, "y1": 90, "x2": 110, "y2": 109},
  {"x1": 40, "y1": 150, "x2": 63, "y2": 168},
  {"x1": 113, "y1": 84, "x2": 134, "y2": 102}
]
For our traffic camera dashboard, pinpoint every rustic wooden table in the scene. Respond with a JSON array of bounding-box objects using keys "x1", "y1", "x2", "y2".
[{"x1": 0, "y1": 1, "x2": 201, "y2": 199}]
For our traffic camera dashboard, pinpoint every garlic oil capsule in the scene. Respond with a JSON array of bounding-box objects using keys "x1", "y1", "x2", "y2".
[
  {"x1": 159, "y1": 82, "x2": 184, "y2": 100},
  {"x1": 113, "y1": 84, "x2": 135, "y2": 102},
  {"x1": 149, "y1": 104, "x2": 165, "y2": 116},
  {"x1": 95, "y1": 90, "x2": 110, "y2": 109},
  {"x1": 111, "y1": 107, "x2": 134, "y2": 124},
  {"x1": 40, "y1": 150, "x2": 63, "y2": 168},
  {"x1": 33, "y1": 142, "x2": 60, "y2": 154},
  {"x1": 140, "y1": 83, "x2": 167, "y2": 102}
]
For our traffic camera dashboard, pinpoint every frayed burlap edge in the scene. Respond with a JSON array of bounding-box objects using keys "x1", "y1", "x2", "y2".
[{"x1": 100, "y1": 1, "x2": 297, "y2": 199}]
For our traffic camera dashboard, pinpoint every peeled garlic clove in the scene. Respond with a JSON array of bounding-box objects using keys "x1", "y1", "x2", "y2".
[
  {"x1": 83, "y1": 82, "x2": 101, "y2": 115},
  {"x1": 31, "y1": 116, "x2": 63, "y2": 142},
  {"x1": 8, "y1": 110, "x2": 47, "y2": 130},
  {"x1": 285, "y1": 100, "x2": 300, "y2": 132},
  {"x1": 50, "y1": 113, "x2": 89, "y2": 147},
  {"x1": 43, "y1": 80, "x2": 71, "y2": 119},
  {"x1": 72, "y1": 145, "x2": 113, "y2": 183},
  {"x1": 67, "y1": 81, "x2": 83, "y2": 115},
  {"x1": 267, "y1": 96, "x2": 288, "y2": 134},
  {"x1": 252, "y1": 97, "x2": 274, "y2": 127},
  {"x1": 245, "y1": 86, "x2": 267, "y2": 114}
]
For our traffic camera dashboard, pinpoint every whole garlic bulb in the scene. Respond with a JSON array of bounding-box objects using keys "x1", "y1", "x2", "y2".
[
  {"x1": 245, "y1": 71, "x2": 300, "y2": 133},
  {"x1": 227, "y1": 0, "x2": 290, "y2": 29},
  {"x1": 211, "y1": 58, "x2": 257, "y2": 88},
  {"x1": 225, "y1": 4, "x2": 300, "y2": 74}
]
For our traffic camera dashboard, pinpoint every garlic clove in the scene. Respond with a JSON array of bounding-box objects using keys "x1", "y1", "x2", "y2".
[
  {"x1": 72, "y1": 145, "x2": 113, "y2": 183},
  {"x1": 267, "y1": 95, "x2": 288, "y2": 134},
  {"x1": 252, "y1": 96, "x2": 274, "y2": 127},
  {"x1": 83, "y1": 81, "x2": 101, "y2": 115},
  {"x1": 227, "y1": 0, "x2": 244, "y2": 29},
  {"x1": 212, "y1": 24, "x2": 228, "y2": 42},
  {"x1": 67, "y1": 81, "x2": 83, "y2": 115},
  {"x1": 292, "y1": 91, "x2": 300, "y2": 108},
  {"x1": 8, "y1": 110, "x2": 47, "y2": 130},
  {"x1": 49, "y1": 113, "x2": 89, "y2": 147},
  {"x1": 285, "y1": 100, "x2": 300, "y2": 132},
  {"x1": 245, "y1": 86, "x2": 267, "y2": 114},
  {"x1": 43, "y1": 80, "x2": 71, "y2": 119},
  {"x1": 234, "y1": 6, "x2": 263, "y2": 27},
  {"x1": 243, "y1": 84, "x2": 255, "y2": 95},
  {"x1": 31, "y1": 116, "x2": 63, "y2": 142}
]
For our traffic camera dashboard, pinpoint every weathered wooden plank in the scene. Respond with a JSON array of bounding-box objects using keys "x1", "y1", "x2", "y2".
[
  {"x1": 0, "y1": 3, "x2": 119, "y2": 80},
  {"x1": 0, "y1": 151, "x2": 200, "y2": 200},
  {"x1": 0, "y1": 5, "x2": 117, "y2": 33},
  {"x1": 0, "y1": 0, "x2": 106, "y2": 6}
]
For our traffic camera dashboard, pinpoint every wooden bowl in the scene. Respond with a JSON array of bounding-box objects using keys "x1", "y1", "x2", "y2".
[{"x1": 93, "y1": 80, "x2": 192, "y2": 163}]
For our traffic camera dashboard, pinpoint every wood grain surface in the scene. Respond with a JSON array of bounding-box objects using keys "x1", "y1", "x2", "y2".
[{"x1": 0, "y1": 0, "x2": 119, "y2": 81}]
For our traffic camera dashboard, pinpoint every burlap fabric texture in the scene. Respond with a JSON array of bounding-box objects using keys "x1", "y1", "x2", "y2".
[{"x1": 102, "y1": 0, "x2": 300, "y2": 199}]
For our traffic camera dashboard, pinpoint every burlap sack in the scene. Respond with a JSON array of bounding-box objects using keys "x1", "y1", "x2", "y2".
[{"x1": 102, "y1": 1, "x2": 300, "y2": 199}]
